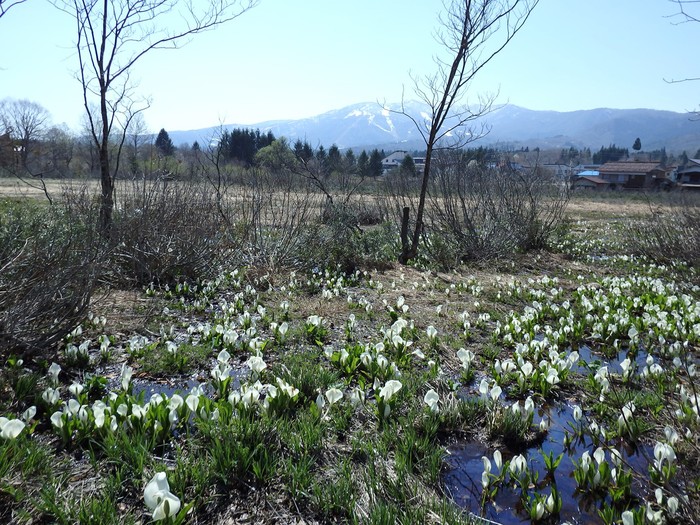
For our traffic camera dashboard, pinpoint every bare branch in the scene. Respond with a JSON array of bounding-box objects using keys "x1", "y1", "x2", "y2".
[
  {"x1": 665, "y1": 76, "x2": 700, "y2": 83},
  {"x1": 668, "y1": 0, "x2": 700, "y2": 23},
  {"x1": 0, "y1": 0, "x2": 26, "y2": 18},
  {"x1": 664, "y1": 1, "x2": 700, "y2": 118}
]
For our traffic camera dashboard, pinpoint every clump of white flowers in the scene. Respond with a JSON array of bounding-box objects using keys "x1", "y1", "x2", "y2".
[{"x1": 144, "y1": 472, "x2": 181, "y2": 521}]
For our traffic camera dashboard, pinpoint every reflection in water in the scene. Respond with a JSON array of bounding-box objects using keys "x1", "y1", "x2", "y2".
[
  {"x1": 131, "y1": 376, "x2": 210, "y2": 399},
  {"x1": 443, "y1": 400, "x2": 651, "y2": 525},
  {"x1": 129, "y1": 368, "x2": 243, "y2": 399},
  {"x1": 573, "y1": 345, "x2": 649, "y2": 375}
]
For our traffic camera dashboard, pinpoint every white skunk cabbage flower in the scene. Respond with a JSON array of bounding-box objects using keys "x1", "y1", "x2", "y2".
[
  {"x1": 325, "y1": 388, "x2": 343, "y2": 406},
  {"x1": 0, "y1": 418, "x2": 26, "y2": 440},
  {"x1": 423, "y1": 389, "x2": 440, "y2": 413},
  {"x1": 120, "y1": 364, "x2": 133, "y2": 392},
  {"x1": 144, "y1": 472, "x2": 181, "y2": 521},
  {"x1": 379, "y1": 380, "x2": 402, "y2": 402},
  {"x1": 246, "y1": 355, "x2": 267, "y2": 375},
  {"x1": 47, "y1": 362, "x2": 61, "y2": 385}
]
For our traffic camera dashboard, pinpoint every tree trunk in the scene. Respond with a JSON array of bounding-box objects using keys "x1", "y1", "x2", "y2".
[
  {"x1": 98, "y1": 146, "x2": 113, "y2": 236},
  {"x1": 399, "y1": 206, "x2": 411, "y2": 263},
  {"x1": 399, "y1": 136, "x2": 434, "y2": 263},
  {"x1": 98, "y1": 83, "x2": 113, "y2": 237}
]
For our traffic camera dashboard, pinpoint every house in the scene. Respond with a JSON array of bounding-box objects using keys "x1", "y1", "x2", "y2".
[
  {"x1": 573, "y1": 164, "x2": 601, "y2": 174},
  {"x1": 573, "y1": 176, "x2": 610, "y2": 191},
  {"x1": 381, "y1": 151, "x2": 408, "y2": 174},
  {"x1": 597, "y1": 161, "x2": 667, "y2": 190},
  {"x1": 654, "y1": 165, "x2": 678, "y2": 190},
  {"x1": 413, "y1": 156, "x2": 426, "y2": 173},
  {"x1": 677, "y1": 159, "x2": 700, "y2": 190},
  {"x1": 381, "y1": 151, "x2": 424, "y2": 175}
]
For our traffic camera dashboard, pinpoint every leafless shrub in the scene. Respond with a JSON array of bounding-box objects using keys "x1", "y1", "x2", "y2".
[
  {"x1": 230, "y1": 166, "x2": 395, "y2": 273},
  {"x1": 233, "y1": 168, "x2": 326, "y2": 271},
  {"x1": 342, "y1": 196, "x2": 385, "y2": 227},
  {"x1": 378, "y1": 168, "x2": 422, "y2": 240},
  {"x1": 108, "y1": 178, "x2": 241, "y2": 286},
  {"x1": 0, "y1": 195, "x2": 101, "y2": 360},
  {"x1": 381, "y1": 150, "x2": 569, "y2": 267},
  {"x1": 625, "y1": 192, "x2": 700, "y2": 267},
  {"x1": 195, "y1": 132, "x2": 331, "y2": 272},
  {"x1": 289, "y1": 160, "x2": 395, "y2": 270}
]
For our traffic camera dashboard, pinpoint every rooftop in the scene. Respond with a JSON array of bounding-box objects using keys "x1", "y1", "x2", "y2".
[{"x1": 598, "y1": 161, "x2": 661, "y2": 174}]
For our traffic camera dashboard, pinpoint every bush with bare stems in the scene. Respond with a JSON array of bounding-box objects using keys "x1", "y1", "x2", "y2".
[
  {"x1": 108, "y1": 178, "x2": 242, "y2": 287},
  {"x1": 382, "y1": 150, "x2": 569, "y2": 267},
  {"x1": 200, "y1": 135, "x2": 394, "y2": 272},
  {"x1": 0, "y1": 197, "x2": 101, "y2": 360},
  {"x1": 231, "y1": 168, "x2": 324, "y2": 271},
  {"x1": 625, "y1": 192, "x2": 700, "y2": 267}
]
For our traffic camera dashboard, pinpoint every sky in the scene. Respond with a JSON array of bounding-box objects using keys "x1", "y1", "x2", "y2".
[{"x1": 0, "y1": 0, "x2": 698, "y2": 134}]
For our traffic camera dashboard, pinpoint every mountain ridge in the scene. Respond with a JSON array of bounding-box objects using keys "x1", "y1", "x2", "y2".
[{"x1": 168, "y1": 102, "x2": 700, "y2": 153}]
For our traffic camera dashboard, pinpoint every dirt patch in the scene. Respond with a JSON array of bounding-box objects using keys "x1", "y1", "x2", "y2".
[{"x1": 89, "y1": 288, "x2": 162, "y2": 336}]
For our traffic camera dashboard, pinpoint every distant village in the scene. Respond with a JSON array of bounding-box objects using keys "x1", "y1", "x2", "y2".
[{"x1": 380, "y1": 149, "x2": 700, "y2": 191}]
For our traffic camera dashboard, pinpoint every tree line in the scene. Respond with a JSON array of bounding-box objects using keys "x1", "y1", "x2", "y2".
[
  {"x1": 146, "y1": 126, "x2": 397, "y2": 178},
  {"x1": 554, "y1": 143, "x2": 691, "y2": 167},
  {"x1": 0, "y1": 102, "x2": 402, "y2": 181}
]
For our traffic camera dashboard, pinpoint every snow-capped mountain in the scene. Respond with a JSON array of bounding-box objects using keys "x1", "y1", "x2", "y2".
[
  {"x1": 169, "y1": 101, "x2": 432, "y2": 150},
  {"x1": 168, "y1": 101, "x2": 699, "y2": 153}
]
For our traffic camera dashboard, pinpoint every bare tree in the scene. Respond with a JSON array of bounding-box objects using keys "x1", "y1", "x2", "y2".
[
  {"x1": 43, "y1": 125, "x2": 76, "y2": 177},
  {"x1": 125, "y1": 111, "x2": 148, "y2": 176},
  {"x1": 53, "y1": 0, "x2": 259, "y2": 235},
  {"x1": 392, "y1": 0, "x2": 539, "y2": 264},
  {"x1": 0, "y1": 98, "x2": 55, "y2": 202},
  {"x1": 666, "y1": 0, "x2": 700, "y2": 122},
  {"x1": 0, "y1": 0, "x2": 26, "y2": 18},
  {"x1": 199, "y1": 125, "x2": 238, "y2": 227},
  {"x1": 666, "y1": 1, "x2": 700, "y2": 82},
  {"x1": 0, "y1": 98, "x2": 51, "y2": 168}
]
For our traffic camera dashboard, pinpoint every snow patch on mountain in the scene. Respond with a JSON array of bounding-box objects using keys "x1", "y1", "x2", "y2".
[{"x1": 167, "y1": 101, "x2": 696, "y2": 153}]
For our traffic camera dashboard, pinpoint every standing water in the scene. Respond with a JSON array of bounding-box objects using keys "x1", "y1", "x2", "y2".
[{"x1": 443, "y1": 400, "x2": 651, "y2": 524}]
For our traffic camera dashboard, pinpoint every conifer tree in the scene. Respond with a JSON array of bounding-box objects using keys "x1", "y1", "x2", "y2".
[
  {"x1": 344, "y1": 149, "x2": 356, "y2": 172},
  {"x1": 357, "y1": 150, "x2": 369, "y2": 178},
  {"x1": 400, "y1": 154, "x2": 416, "y2": 176},
  {"x1": 328, "y1": 144, "x2": 342, "y2": 173},
  {"x1": 155, "y1": 128, "x2": 175, "y2": 156},
  {"x1": 369, "y1": 149, "x2": 384, "y2": 177}
]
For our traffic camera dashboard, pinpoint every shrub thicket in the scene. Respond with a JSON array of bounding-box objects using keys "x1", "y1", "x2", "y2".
[
  {"x1": 625, "y1": 193, "x2": 700, "y2": 267},
  {"x1": 0, "y1": 151, "x2": 572, "y2": 362},
  {"x1": 0, "y1": 196, "x2": 101, "y2": 360},
  {"x1": 381, "y1": 151, "x2": 569, "y2": 268},
  {"x1": 108, "y1": 179, "x2": 239, "y2": 287}
]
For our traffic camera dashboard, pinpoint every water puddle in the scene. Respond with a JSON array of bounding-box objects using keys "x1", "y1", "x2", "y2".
[
  {"x1": 443, "y1": 402, "x2": 651, "y2": 524},
  {"x1": 573, "y1": 345, "x2": 649, "y2": 375},
  {"x1": 127, "y1": 367, "x2": 245, "y2": 400},
  {"x1": 131, "y1": 376, "x2": 212, "y2": 399}
]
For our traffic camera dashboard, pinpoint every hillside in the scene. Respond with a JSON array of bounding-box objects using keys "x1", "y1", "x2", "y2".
[{"x1": 168, "y1": 102, "x2": 700, "y2": 153}]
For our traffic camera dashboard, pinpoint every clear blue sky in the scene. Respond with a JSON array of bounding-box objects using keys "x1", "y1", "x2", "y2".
[{"x1": 1, "y1": 0, "x2": 698, "y2": 133}]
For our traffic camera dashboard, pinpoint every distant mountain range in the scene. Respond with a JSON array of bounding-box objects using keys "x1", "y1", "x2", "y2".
[{"x1": 168, "y1": 101, "x2": 700, "y2": 153}]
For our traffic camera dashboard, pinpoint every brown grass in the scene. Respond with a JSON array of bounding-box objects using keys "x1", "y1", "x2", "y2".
[{"x1": 566, "y1": 192, "x2": 658, "y2": 220}]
